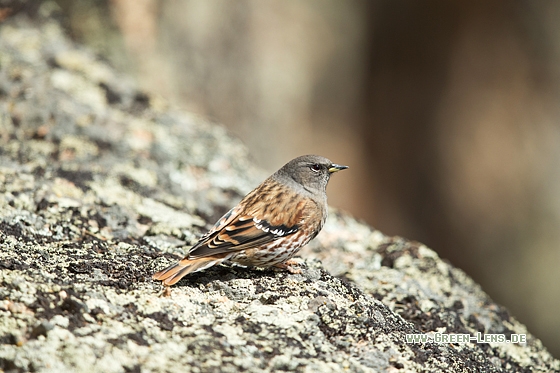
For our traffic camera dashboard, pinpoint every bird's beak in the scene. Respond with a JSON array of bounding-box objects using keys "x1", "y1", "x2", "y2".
[{"x1": 328, "y1": 164, "x2": 349, "y2": 173}]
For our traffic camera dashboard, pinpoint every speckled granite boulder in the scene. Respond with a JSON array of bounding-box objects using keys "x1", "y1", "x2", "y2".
[{"x1": 1, "y1": 11, "x2": 558, "y2": 373}]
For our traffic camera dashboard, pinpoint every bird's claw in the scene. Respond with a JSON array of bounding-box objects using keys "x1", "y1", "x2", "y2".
[{"x1": 274, "y1": 259, "x2": 303, "y2": 274}]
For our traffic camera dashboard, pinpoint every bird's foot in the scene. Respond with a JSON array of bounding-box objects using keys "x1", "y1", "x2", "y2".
[
  {"x1": 273, "y1": 259, "x2": 303, "y2": 274},
  {"x1": 158, "y1": 286, "x2": 172, "y2": 297}
]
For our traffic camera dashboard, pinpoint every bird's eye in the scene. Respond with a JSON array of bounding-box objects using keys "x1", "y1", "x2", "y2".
[{"x1": 310, "y1": 164, "x2": 321, "y2": 172}]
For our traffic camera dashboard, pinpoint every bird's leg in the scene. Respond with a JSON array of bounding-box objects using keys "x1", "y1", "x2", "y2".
[
  {"x1": 162, "y1": 286, "x2": 172, "y2": 297},
  {"x1": 273, "y1": 259, "x2": 302, "y2": 274}
]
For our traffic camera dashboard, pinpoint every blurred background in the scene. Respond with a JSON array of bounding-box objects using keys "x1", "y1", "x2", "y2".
[{"x1": 4, "y1": 0, "x2": 559, "y2": 357}]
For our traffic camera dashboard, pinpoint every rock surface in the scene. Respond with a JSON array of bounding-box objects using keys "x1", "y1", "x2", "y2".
[{"x1": 1, "y1": 11, "x2": 559, "y2": 373}]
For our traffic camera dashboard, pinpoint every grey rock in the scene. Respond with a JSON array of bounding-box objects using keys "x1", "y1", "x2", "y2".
[{"x1": 0, "y1": 10, "x2": 558, "y2": 373}]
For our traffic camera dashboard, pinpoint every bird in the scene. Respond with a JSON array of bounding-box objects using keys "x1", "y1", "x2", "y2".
[{"x1": 152, "y1": 154, "x2": 348, "y2": 286}]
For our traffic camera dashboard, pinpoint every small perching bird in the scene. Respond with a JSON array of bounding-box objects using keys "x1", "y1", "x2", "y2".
[{"x1": 152, "y1": 154, "x2": 348, "y2": 286}]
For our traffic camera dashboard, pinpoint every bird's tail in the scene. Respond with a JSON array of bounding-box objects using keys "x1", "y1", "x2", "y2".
[{"x1": 152, "y1": 256, "x2": 226, "y2": 286}]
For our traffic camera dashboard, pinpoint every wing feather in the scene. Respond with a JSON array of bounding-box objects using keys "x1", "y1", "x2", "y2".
[{"x1": 187, "y1": 182, "x2": 309, "y2": 259}]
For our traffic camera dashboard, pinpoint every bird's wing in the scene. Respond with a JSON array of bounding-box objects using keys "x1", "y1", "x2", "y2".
[{"x1": 187, "y1": 182, "x2": 308, "y2": 259}]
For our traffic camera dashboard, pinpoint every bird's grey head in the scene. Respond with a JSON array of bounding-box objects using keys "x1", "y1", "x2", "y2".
[{"x1": 274, "y1": 155, "x2": 348, "y2": 196}]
